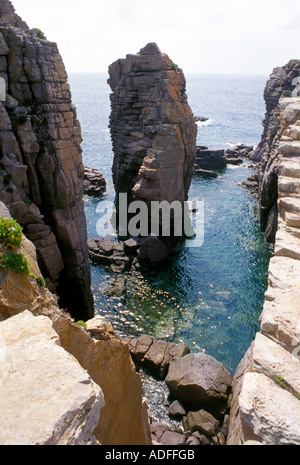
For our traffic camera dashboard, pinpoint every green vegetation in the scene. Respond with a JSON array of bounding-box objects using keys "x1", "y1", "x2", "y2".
[
  {"x1": 0, "y1": 217, "x2": 23, "y2": 249},
  {"x1": 0, "y1": 251, "x2": 30, "y2": 276},
  {"x1": 274, "y1": 375, "x2": 285, "y2": 388},
  {"x1": 75, "y1": 320, "x2": 87, "y2": 330},
  {"x1": 274, "y1": 375, "x2": 300, "y2": 401},
  {"x1": 171, "y1": 63, "x2": 178, "y2": 70},
  {"x1": 36, "y1": 276, "x2": 46, "y2": 288},
  {"x1": 28, "y1": 28, "x2": 46, "y2": 40},
  {"x1": 0, "y1": 217, "x2": 46, "y2": 288}
]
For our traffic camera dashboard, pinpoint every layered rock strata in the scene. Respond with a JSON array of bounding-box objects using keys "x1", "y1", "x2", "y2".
[
  {"x1": 0, "y1": 0, "x2": 93, "y2": 320},
  {"x1": 108, "y1": 43, "x2": 197, "y2": 253},
  {"x1": 252, "y1": 60, "x2": 300, "y2": 242},
  {"x1": 0, "y1": 201, "x2": 151, "y2": 445},
  {"x1": 0, "y1": 310, "x2": 105, "y2": 445},
  {"x1": 227, "y1": 97, "x2": 300, "y2": 445}
]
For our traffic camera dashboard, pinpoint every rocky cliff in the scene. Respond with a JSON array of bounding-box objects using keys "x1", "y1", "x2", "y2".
[
  {"x1": 0, "y1": 201, "x2": 151, "y2": 445},
  {"x1": 108, "y1": 43, "x2": 197, "y2": 253},
  {"x1": 227, "y1": 96, "x2": 300, "y2": 445},
  {"x1": 0, "y1": 0, "x2": 93, "y2": 320},
  {"x1": 252, "y1": 60, "x2": 300, "y2": 243}
]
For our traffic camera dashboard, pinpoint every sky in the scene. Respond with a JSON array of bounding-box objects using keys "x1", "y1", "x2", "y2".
[{"x1": 11, "y1": 0, "x2": 300, "y2": 76}]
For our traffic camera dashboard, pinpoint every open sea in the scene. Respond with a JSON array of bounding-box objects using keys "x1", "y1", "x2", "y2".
[{"x1": 68, "y1": 72, "x2": 273, "y2": 379}]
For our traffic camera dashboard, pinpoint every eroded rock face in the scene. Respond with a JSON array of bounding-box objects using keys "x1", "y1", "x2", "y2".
[
  {"x1": 0, "y1": 0, "x2": 93, "y2": 320},
  {"x1": 0, "y1": 311, "x2": 105, "y2": 445},
  {"x1": 227, "y1": 97, "x2": 300, "y2": 446},
  {"x1": 0, "y1": 201, "x2": 152, "y2": 445},
  {"x1": 252, "y1": 60, "x2": 300, "y2": 242},
  {"x1": 108, "y1": 43, "x2": 197, "y2": 252}
]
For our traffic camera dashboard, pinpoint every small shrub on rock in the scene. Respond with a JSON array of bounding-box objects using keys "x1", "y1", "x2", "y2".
[
  {"x1": 0, "y1": 217, "x2": 23, "y2": 249},
  {"x1": 0, "y1": 251, "x2": 30, "y2": 275}
]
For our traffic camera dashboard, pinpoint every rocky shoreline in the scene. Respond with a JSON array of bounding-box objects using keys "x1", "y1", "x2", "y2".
[{"x1": 1, "y1": 0, "x2": 300, "y2": 447}]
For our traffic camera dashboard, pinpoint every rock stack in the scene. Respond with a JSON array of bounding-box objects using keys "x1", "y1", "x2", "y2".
[
  {"x1": 0, "y1": 0, "x2": 93, "y2": 320},
  {"x1": 108, "y1": 43, "x2": 197, "y2": 258}
]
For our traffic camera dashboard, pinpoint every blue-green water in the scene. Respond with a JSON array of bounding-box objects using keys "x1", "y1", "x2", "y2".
[{"x1": 69, "y1": 73, "x2": 272, "y2": 374}]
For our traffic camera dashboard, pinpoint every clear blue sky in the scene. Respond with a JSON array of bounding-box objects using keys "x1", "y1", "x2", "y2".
[{"x1": 12, "y1": 0, "x2": 300, "y2": 75}]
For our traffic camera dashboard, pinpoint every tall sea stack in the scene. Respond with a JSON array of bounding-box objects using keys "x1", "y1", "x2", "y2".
[
  {"x1": 0, "y1": 0, "x2": 94, "y2": 320},
  {"x1": 108, "y1": 43, "x2": 197, "y2": 256}
]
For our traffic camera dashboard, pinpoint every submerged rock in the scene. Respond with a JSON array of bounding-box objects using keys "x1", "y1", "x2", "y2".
[
  {"x1": 88, "y1": 238, "x2": 131, "y2": 273},
  {"x1": 84, "y1": 166, "x2": 106, "y2": 196},
  {"x1": 194, "y1": 147, "x2": 227, "y2": 171}
]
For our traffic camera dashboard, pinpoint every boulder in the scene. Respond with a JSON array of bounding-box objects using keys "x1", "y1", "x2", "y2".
[
  {"x1": 183, "y1": 409, "x2": 220, "y2": 437},
  {"x1": 165, "y1": 352, "x2": 232, "y2": 413},
  {"x1": 160, "y1": 431, "x2": 186, "y2": 445},
  {"x1": 150, "y1": 423, "x2": 168, "y2": 443},
  {"x1": 239, "y1": 372, "x2": 300, "y2": 445},
  {"x1": 88, "y1": 238, "x2": 131, "y2": 273},
  {"x1": 104, "y1": 276, "x2": 126, "y2": 297},
  {"x1": 168, "y1": 400, "x2": 186, "y2": 417},
  {"x1": 0, "y1": 311, "x2": 105, "y2": 445},
  {"x1": 84, "y1": 166, "x2": 106, "y2": 196},
  {"x1": 138, "y1": 233, "x2": 169, "y2": 266},
  {"x1": 86, "y1": 316, "x2": 115, "y2": 341}
]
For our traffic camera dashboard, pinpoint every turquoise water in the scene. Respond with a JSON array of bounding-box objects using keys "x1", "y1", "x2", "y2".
[{"x1": 69, "y1": 73, "x2": 272, "y2": 374}]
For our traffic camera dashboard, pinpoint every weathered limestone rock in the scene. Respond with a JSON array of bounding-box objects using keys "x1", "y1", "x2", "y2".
[
  {"x1": 86, "y1": 315, "x2": 115, "y2": 341},
  {"x1": 252, "y1": 60, "x2": 300, "y2": 242},
  {"x1": 168, "y1": 400, "x2": 186, "y2": 417},
  {"x1": 239, "y1": 373, "x2": 300, "y2": 445},
  {"x1": 108, "y1": 42, "x2": 197, "y2": 255},
  {"x1": 0, "y1": 0, "x2": 94, "y2": 320},
  {"x1": 227, "y1": 96, "x2": 300, "y2": 445},
  {"x1": 0, "y1": 311, "x2": 105, "y2": 445},
  {"x1": 0, "y1": 205, "x2": 152, "y2": 445},
  {"x1": 165, "y1": 353, "x2": 232, "y2": 414},
  {"x1": 253, "y1": 332, "x2": 300, "y2": 395}
]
